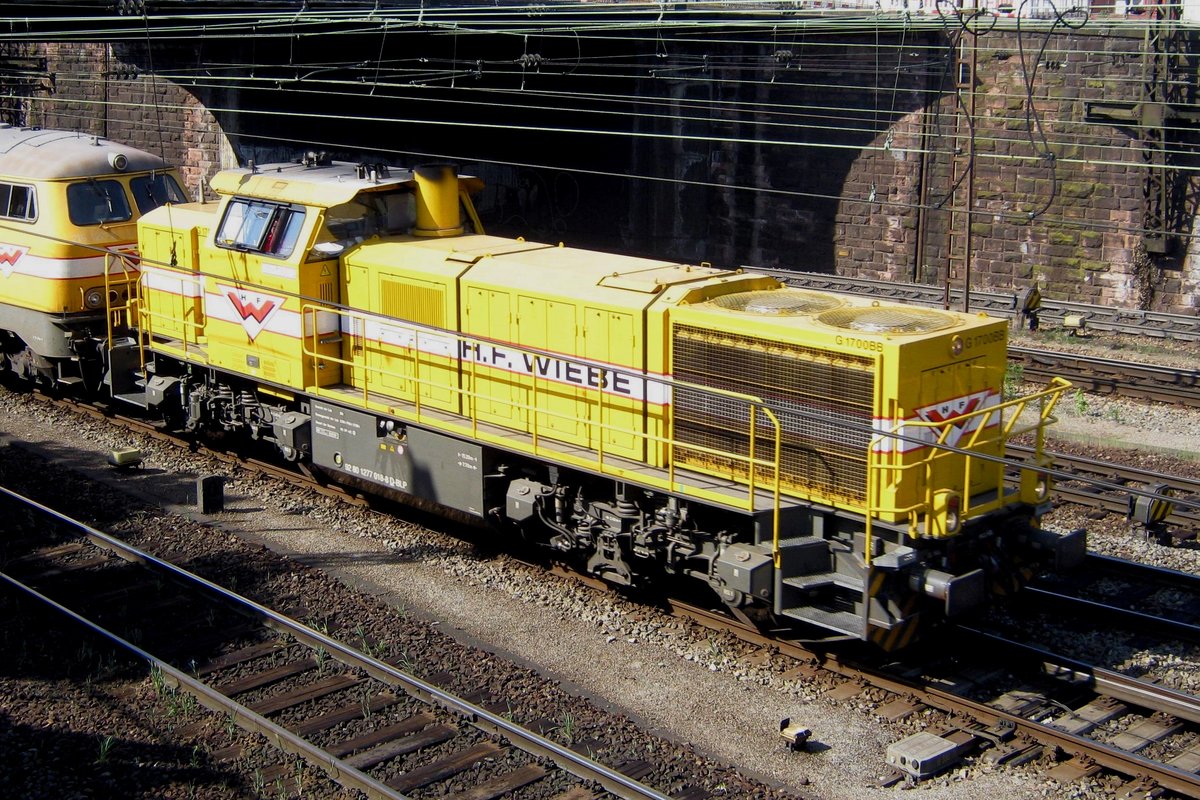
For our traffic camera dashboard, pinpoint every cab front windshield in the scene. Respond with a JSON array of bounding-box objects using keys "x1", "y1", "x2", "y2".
[
  {"x1": 66, "y1": 171, "x2": 187, "y2": 226},
  {"x1": 130, "y1": 172, "x2": 187, "y2": 213}
]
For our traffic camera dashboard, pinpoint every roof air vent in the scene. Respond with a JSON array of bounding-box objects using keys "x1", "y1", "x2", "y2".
[
  {"x1": 710, "y1": 289, "x2": 843, "y2": 316},
  {"x1": 817, "y1": 305, "x2": 957, "y2": 334}
]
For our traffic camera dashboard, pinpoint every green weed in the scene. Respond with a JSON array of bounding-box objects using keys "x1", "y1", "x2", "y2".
[
  {"x1": 556, "y1": 712, "x2": 577, "y2": 741},
  {"x1": 1072, "y1": 389, "x2": 1089, "y2": 416},
  {"x1": 1003, "y1": 363, "x2": 1025, "y2": 398},
  {"x1": 149, "y1": 663, "x2": 167, "y2": 697},
  {"x1": 95, "y1": 735, "x2": 116, "y2": 764}
]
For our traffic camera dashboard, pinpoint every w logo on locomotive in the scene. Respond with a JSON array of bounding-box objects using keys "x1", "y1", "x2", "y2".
[
  {"x1": 218, "y1": 284, "x2": 284, "y2": 341},
  {"x1": 106, "y1": 244, "x2": 141, "y2": 269},
  {"x1": 914, "y1": 389, "x2": 999, "y2": 447},
  {"x1": 876, "y1": 389, "x2": 1000, "y2": 453},
  {"x1": 0, "y1": 244, "x2": 29, "y2": 278}
]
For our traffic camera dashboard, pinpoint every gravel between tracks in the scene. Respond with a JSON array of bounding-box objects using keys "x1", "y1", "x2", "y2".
[{"x1": 2, "y1": 367, "x2": 1199, "y2": 800}]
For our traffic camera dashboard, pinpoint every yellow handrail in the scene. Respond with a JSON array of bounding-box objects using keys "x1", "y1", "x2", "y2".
[
  {"x1": 300, "y1": 303, "x2": 784, "y2": 528},
  {"x1": 868, "y1": 377, "x2": 1071, "y2": 539},
  {"x1": 135, "y1": 267, "x2": 206, "y2": 360}
]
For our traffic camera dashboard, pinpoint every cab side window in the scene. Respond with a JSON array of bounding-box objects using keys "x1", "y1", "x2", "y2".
[
  {"x1": 216, "y1": 198, "x2": 305, "y2": 258},
  {"x1": 67, "y1": 180, "x2": 132, "y2": 225},
  {"x1": 0, "y1": 182, "x2": 37, "y2": 222}
]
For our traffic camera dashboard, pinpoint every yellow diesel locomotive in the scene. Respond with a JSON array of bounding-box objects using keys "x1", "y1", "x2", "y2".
[
  {"x1": 0, "y1": 125, "x2": 186, "y2": 389},
  {"x1": 116, "y1": 152, "x2": 1084, "y2": 647}
]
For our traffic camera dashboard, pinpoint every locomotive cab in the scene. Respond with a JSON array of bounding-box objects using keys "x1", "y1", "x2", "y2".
[{"x1": 0, "y1": 125, "x2": 185, "y2": 389}]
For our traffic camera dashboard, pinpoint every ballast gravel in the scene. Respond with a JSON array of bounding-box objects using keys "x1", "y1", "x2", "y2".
[
  {"x1": 0, "y1": 390, "x2": 1049, "y2": 800},
  {"x1": 1, "y1": 348, "x2": 1198, "y2": 800}
]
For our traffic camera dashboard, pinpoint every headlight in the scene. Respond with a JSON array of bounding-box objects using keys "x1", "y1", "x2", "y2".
[
  {"x1": 944, "y1": 493, "x2": 961, "y2": 534},
  {"x1": 930, "y1": 490, "x2": 963, "y2": 537},
  {"x1": 1020, "y1": 466, "x2": 1053, "y2": 506},
  {"x1": 84, "y1": 287, "x2": 105, "y2": 309}
]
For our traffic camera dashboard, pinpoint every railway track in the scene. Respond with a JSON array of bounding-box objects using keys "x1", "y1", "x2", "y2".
[
  {"x1": 756, "y1": 267, "x2": 1200, "y2": 342},
  {"x1": 0, "y1": 486, "x2": 684, "y2": 800},
  {"x1": 1024, "y1": 554, "x2": 1200, "y2": 644},
  {"x1": 1009, "y1": 443, "x2": 1200, "y2": 535},
  {"x1": 1011, "y1": 346, "x2": 1200, "y2": 409},
  {"x1": 671, "y1": 594, "x2": 1200, "y2": 798},
  {"x1": 944, "y1": 627, "x2": 1200, "y2": 798},
  {"x1": 15, "y1": 381, "x2": 1200, "y2": 795}
]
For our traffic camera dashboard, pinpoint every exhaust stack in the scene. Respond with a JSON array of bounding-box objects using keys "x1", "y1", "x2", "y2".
[{"x1": 413, "y1": 164, "x2": 463, "y2": 237}]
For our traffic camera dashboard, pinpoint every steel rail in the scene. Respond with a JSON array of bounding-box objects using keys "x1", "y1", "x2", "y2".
[
  {"x1": 1007, "y1": 443, "x2": 1200, "y2": 526},
  {"x1": 1048, "y1": 482, "x2": 1200, "y2": 525},
  {"x1": 1009, "y1": 443, "x2": 1200, "y2": 497},
  {"x1": 1086, "y1": 551, "x2": 1200, "y2": 589},
  {"x1": 1011, "y1": 347, "x2": 1200, "y2": 408},
  {"x1": 1017, "y1": 586, "x2": 1200, "y2": 644},
  {"x1": 0, "y1": 485, "x2": 673, "y2": 800},
  {"x1": 0, "y1": 571, "x2": 407, "y2": 800},
  {"x1": 1024, "y1": 554, "x2": 1200, "y2": 641},
  {"x1": 667, "y1": 598, "x2": 1200, "y2": 798},
  {"x1": 951, "y1": 628, "x2": 1200, "y2": 796}
]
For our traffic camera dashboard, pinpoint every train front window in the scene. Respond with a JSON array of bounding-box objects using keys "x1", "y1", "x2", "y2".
[
  {"x1": 130, "y1": 172, "x2": 187, "y2": 214},
  {"x1": 67, "y1": 180, "x2": 132, "y2": 226},
  {"x1": 0, "y1": 183, "x2": 36, "y2": 222},
  {"x1": 216, "y1": 198, "x2": 305, "y2": 258}
]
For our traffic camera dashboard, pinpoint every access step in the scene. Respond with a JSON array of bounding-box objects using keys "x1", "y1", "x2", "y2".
[
  {"x1": 780, "y1": 606, "x2": 865, "y2": 637},
  {"x1": 783, "y1": 571, "x2": 864, "y2": 593},
  {"x1": 112, "y1": 391, "x2": 150, "y2": 409}
]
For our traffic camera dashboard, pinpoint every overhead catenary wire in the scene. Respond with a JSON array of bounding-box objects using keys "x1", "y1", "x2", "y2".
[
  {"x1": 30, "y1": 73, "x2": 1198, "y2": 184},
  {"x1": 37, "y1": 53, "x2": 1200, "y2": 177},
  {"x1": 29, "y1": 29, "x2": 1187, "y2": 153},
  {"x1": 18, "y1": 90, "x2": 1196, "y2": 248},
  {"x1": 5, "y1": 2, "x2": 1194, "y2": 248},
  {"x1": 0, "y1": 3, "x2": 1191, "y2": 44}
]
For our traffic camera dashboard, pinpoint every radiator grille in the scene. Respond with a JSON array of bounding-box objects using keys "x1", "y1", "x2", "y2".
[
  {"x1": 672, "y1": 325, "x2": 876, "y2": 503},
  {"x1": 380, "y1": 277, "x2": 444, "y2": 329}
]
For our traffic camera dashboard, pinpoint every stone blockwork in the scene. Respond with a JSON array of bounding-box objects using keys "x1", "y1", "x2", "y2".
[
  {"x1": 15, "y1": 42, "x2": 230, "y2": 200},
  {"x1": 2, "y1": 25, "x2": 1197, "y2": 314},
  {"x1": 635, "y1": 26, "x2": 1199, "y2": 314},
  {"x1": 837, "y1": 29, "x2": 1200, "y2": 314}
]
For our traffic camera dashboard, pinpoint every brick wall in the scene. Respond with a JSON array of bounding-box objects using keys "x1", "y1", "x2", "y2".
[
  {"x1": 21, "y1": 42, "x2": 229, "y2": 201},
  {"x1": 3, "y1": 29, "x2": 1197, "y2": 313},
  {"x1": 835, "y1": 30, "x2": 1199, "y2": 313},
  {"x1": 633, "y1": 27, "x2": 1198, "y2": 314}
]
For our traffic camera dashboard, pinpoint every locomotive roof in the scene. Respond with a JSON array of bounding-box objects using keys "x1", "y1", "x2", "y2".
[
  {"x1": 0, "y1": 125, "x2": 172, "y2": 180},
  {"x1": 210, "y1": 160, "x2": 483, "y2": 208}
]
